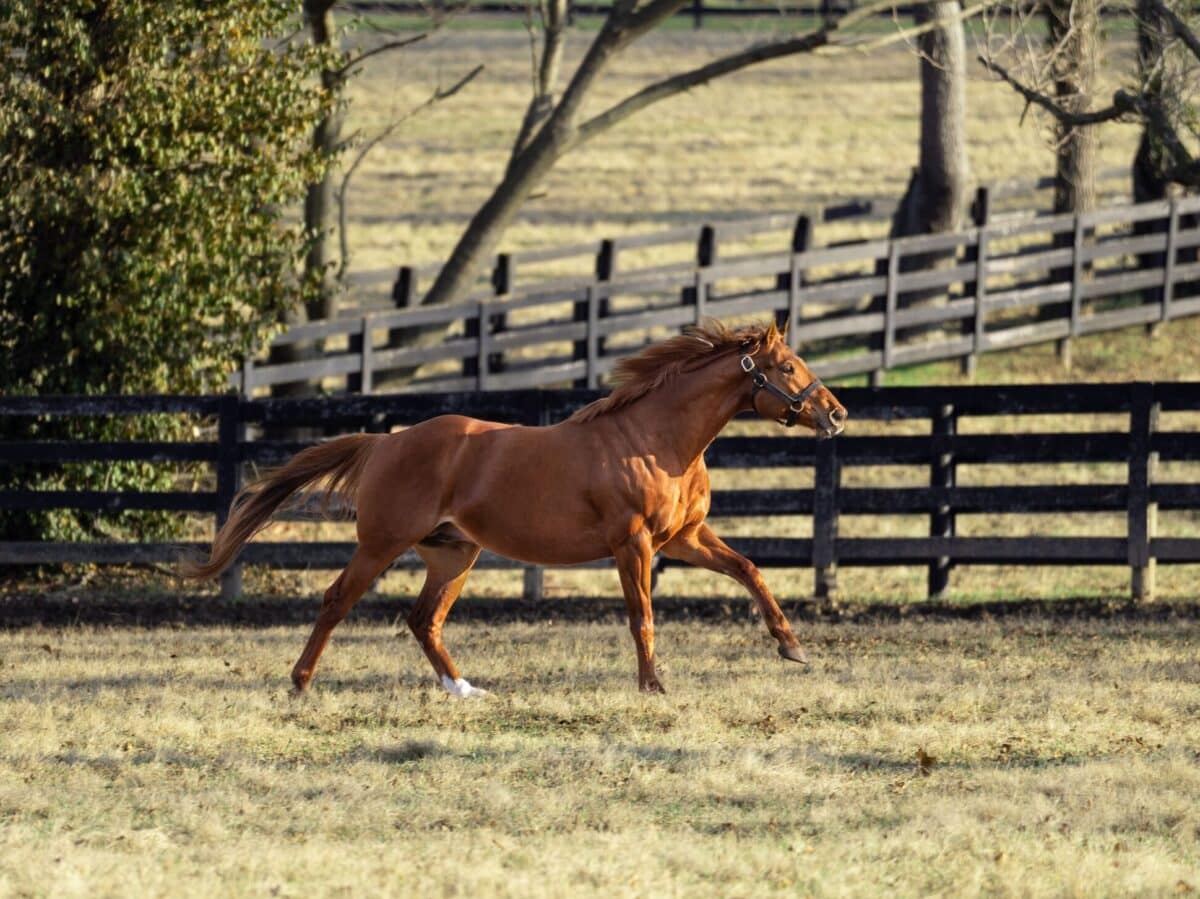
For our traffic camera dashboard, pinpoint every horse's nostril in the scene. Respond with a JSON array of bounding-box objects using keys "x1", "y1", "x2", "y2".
[{"x1": 829, "y1": 407, "x2": 845, "y2": 425}]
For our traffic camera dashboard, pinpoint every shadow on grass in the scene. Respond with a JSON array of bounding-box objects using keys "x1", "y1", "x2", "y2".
[{"x1": 1, "y1": 590, "x2": 1198, "y2": 630}]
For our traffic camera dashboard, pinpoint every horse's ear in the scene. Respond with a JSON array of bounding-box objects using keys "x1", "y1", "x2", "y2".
[
  {"x1": 766, "y1": 319, "x2": 781, "y2": 343},
  {"x1": 779, "y1": 317, "x2": 790, "y2": 341}
]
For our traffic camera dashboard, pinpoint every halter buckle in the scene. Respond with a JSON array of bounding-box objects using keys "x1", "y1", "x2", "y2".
[{"x1": 739, "y1": 355, "x2": 755, "y2": 373}]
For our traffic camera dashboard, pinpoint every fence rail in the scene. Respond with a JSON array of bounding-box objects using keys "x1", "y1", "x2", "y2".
[
  {"x1": 236, "y1": 191, "x2": 1199, "y2": 395},
  {"x1": 4, "y1": 384, "x2": 1200, "y2": 603},
  {"x1": 344, "y1": 169, "x2": 1131, "y2": 314}
]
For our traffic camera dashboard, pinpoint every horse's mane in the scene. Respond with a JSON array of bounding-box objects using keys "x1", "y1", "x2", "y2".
[{"x1": 569, "y1": 319, "x2": 781, "y2": 424}]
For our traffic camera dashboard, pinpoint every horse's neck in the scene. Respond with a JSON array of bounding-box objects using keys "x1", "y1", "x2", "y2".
[{"x1": 619, "y1": 357, "x2": 747, "y2": 468}]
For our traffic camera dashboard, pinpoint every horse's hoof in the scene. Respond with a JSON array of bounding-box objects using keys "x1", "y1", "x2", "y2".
[
  {"x1": 639, "y1": 679, "x2": 666, "y2": 695},
  {"x1": 441, "y1": 675, "x2": 490, "y2": 699},
  {"x1": 777, "y1": 644, "x2": 810, "y2": 666}
]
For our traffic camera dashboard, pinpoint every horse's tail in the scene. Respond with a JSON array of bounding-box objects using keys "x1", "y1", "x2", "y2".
[{"x1": 180, "y1": 433, "x2": 380, "y2": 582}]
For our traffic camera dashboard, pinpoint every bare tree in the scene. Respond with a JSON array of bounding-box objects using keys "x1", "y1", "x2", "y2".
[
  {"x1": 980, "y1": 0, "x2": 1200, "y2": 194},
  {"x1": 1046, "y1": 0, "x2": 1100, "y2": 213},
  {"x1": 895, "y1": 0, "x2": 974, "y2": 237},
  {"x1": 416, "y1": 0, "x2": 1002, "y2": 318},
  {"x1": 271, "y1": 4, "x2": 476, "y2": 401}
]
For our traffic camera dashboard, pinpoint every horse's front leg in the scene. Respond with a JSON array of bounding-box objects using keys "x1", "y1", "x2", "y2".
[
  {"x1": 611, "y1": 530, "x2": 664, "y2": 693},
  {"x1": 660, "y1": 523, "x2": 809, "y2": 665}
]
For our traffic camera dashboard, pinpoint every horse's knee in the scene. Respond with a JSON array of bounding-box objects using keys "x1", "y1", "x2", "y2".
[
  {"x1": 406, "y1": 610, "x2": 441, "y2": 646},
  {"x1": 628, "y1": 616, "x2": 654, "y2": 642},
  {"x1": 729, "y1": 555, "x2": 760, "y2": 584}
]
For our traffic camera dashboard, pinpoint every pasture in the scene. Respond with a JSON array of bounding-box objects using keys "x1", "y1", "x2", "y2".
[
  {"x1": 5, "y1": 18, "x2": 1200, "y2": 899},
  {"x1": 341, "y1": 26, "x2": 1145, "y2": 273},
  {"x1": 0, "y1": 608, "x2": 1197, "y2": 897}
]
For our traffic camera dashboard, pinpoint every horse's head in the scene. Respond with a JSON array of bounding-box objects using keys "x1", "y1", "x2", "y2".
[{"x1": 739, "y1": 321, "x2": 846, "y2": 438}]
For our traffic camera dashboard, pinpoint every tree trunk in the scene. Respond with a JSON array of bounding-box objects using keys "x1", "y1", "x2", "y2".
[
  {"x1": 270, "y1": 0, "x2": 341, "y2": 407},
  {"x1": 419, "y1": 23, "x2": 628, "y2": 312},
  {"x1": 1046, "y1": 0, "x2": 1098, "y2": 215},
  {"x1": 903, "y1": 0, "x2": 972, "y2": 236},
  {"x1": 304, "y1": 0, "x2": 343, "y2": 322},
  {"x1": 1133, "y1": 0, "x2": 1178, "y2": 204},
  {"x1": 881, "y1": 1, "x2": 971, "y2": 372},
  {"x1": 510, "y1": 0, "x2": 569, "y2": 167}
]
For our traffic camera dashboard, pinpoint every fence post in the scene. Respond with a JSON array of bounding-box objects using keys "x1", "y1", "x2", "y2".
[
  {"x1": 347, "y1": 317, "x2": 370, "y2": 395},
  {"x1": 928, "y1": 403, "x2": 956, "y2": 598},
  {"x1": 476, "y1": 301, "x2": 491, "y2": 392},
  {"x1": 1063, "y1": 214, "x2": 1085, "y2": 369},
  {"x1": 462, "y1": 307, "x2": 480, "y2": 382},
  {"x1": 489, "y1": 254, "x2": 511, "y2": 373},
  {"x1": 691, "y1": 0, "x2": 702, "y2": 28},
  {"x1": 585, "y1": 284, "x2": 600, "y2": 388},
  {"x1": 777, "y1": 214, "x2": 812, "y2": 339},
  {"x1": 682, "y1": 225, "x2": 716, "y2": 314},
  {"x1": 574, "y1": 241, "x2": 614, "y2": 388},
  {"x1": 875, "y1": 239, "x2": 899, "y2": 387},
  {"x1": 962, "y1": 186, "x2": 990, "y2": 377},
  {"x1": 360, "y1": 318, "x2": 374, "y2": 395},
  {"x1": 240, "y1": 355, "x2": 255, "y2": 398},
  {"x1": 389, "y1": 266, "x2": 416, "y2": 350},
  {"x1": 1161, "y1": 198, "x2": 1180, "y2": 326},
  {"x1": 215, "y1": 393, "x2": 245, "y2": 601},
  {"x1": 1129, "y1": 382, "x2": 1158, "y2": 601},
  {"x1": 813, "y1": 436, "x2": 840, "y2": 604}
]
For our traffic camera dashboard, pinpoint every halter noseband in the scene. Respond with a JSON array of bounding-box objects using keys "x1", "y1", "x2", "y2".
[{"x1": 740, "y1": 353, "x2": 823, "y2": 428}]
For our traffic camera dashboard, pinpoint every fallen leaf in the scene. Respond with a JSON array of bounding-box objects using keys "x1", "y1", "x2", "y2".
[
  {"x1": 917, "y1": 747, "x2": 937, "y2": 775},
  {"x1": 1177, "y1": 881, "x2": 1195, "y2": 895}
]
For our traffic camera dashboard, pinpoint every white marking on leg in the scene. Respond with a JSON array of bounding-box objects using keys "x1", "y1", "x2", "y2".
[{"x1": 440, "y1": 674, "x2": 489, "y2": 699}]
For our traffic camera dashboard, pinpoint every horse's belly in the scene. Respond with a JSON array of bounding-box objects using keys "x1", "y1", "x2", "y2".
[
  {"x1": 451, "y1": 496, "x2": 611, "y2": 566},
  {"x1": 448, "y1": 460, "x2": 611, "y2": 565}
]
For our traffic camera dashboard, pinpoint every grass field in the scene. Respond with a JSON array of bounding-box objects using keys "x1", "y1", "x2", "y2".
[
  {"x1": 5, "y1": 21, "x2": 1199, "y2": 899},
  {"x1": 338, "y1": 25, "x2": 1144, "y2": 275},
  {"x1": 1, "y1": 611, "x2": 1198, "y2": 898}
]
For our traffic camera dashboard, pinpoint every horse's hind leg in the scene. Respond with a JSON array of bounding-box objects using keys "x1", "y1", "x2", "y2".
[
  {"x1": 408, "y1": 539, "x2": 485, "y2": 698},
  {"x1": 291, "y1": 543, "x2": 400, "y2": 692}
]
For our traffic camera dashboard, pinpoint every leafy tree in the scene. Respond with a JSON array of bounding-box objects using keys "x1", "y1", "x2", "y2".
[{"x1": 0, "y1": 0, "x2": 334, "y2": 542}]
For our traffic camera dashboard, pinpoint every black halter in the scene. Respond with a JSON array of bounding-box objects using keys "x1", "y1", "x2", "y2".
[{"x1": 740, "y1": 354, "x2": 823, "y2": 428}]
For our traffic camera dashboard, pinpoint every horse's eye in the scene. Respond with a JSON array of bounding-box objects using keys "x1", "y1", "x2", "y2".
[{"x1": 782, "y1": 363, "x2": 794, "y2": 375}]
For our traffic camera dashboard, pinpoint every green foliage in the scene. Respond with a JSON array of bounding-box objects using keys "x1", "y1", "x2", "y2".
[{"x1": 0, "y1": 0, "x2": 335, "y2": 541}]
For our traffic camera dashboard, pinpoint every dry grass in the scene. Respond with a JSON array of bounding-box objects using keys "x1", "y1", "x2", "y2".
[
  {"x1": 6, "y1": 29, "x2": 1197, "y2": 897},
  {"x1": 339, "y1": 28, "x2": 1143, "y2": 276},
  {"x1": 0, "y1": 615, "x2": 1197, "y2": 898}
]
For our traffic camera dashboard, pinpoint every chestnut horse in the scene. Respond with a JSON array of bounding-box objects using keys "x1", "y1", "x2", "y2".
[{"x1": 184, "y1": 319, "x2": 846, "y2": 694}]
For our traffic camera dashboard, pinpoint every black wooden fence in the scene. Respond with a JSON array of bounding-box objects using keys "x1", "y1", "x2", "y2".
[
  {"x1": 234, "y1": 193, "x2": 1200, "y2": 396},
  {"x1": 4, "y1": 384, "x2": 1200, "y2": 603}
]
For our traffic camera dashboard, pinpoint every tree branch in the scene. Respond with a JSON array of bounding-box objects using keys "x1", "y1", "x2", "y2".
[
  {"x1": 575, "y1": 0, "x2": 998, "y2": 147},
  {"x1": 574, "y1": 32, "x2": 828, "y2": 145},
  {"x1": 977, "y1": 54, "x2": 1137, "y2": 125},
  {"x1": 336, "y1": 64, "x2": 484, "y2": 277},
  {"x1": 821, "y1": 0, "x2": 1001, "y2": 55},
  {"x1": 335, "y1": 33, "x2": 430, "y2": 78},
  {"x1": 1147, "y1": 0, "x2": 1200, "y2": 62}
]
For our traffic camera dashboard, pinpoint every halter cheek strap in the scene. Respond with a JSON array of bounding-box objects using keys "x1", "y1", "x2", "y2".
[{"x1": 740, "y1": 354, "x2": 823, "y2": 428}]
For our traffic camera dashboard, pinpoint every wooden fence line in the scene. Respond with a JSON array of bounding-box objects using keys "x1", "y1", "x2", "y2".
[
  {"x1": 345, "y1": 169, "x2": 1130, "y2": 313},
  {"x1": 235, "y1": 191, "x2": 1199, "y2": 396},
  {"x1": 5, "y1": 384, "x2": 1200, "y2": 603}
]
